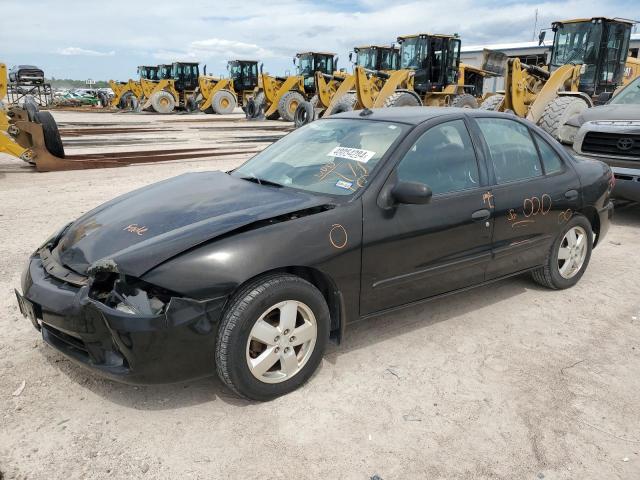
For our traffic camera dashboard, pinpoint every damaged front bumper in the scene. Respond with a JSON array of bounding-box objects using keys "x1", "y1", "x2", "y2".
[{"x1": 17, "y1": 253, "x2": 227, "y2": 384}]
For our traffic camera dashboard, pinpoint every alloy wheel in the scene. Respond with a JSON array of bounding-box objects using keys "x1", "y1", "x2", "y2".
[{"x1": 557, "y1": 226, "x2": 588, "y2": 279}]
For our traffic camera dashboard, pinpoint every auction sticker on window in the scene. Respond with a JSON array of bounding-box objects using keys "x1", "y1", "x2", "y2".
[{"x1": 327, "y1": 146, "x2": 375, "y2": 163}]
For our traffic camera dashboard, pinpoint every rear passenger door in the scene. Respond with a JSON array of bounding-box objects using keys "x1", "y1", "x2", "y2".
[{"x1": 471, "y1": 117, "x2": 581, "y2": 279}]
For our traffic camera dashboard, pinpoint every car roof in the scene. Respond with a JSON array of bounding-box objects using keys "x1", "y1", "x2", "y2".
[{"x1": 329, "y1": 106, "x2": 510, "y2": 125}]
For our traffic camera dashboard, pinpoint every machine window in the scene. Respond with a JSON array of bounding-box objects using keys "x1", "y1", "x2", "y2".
[
  {"x1": 477, "y1": 118, "x2": 542, "y2": 184},
  {"x1": 533, "y1": 133, "x2": 564, "y2": 174},
  {"x1": 397, "y1": 120, "x2": 479, "y2": 195}
]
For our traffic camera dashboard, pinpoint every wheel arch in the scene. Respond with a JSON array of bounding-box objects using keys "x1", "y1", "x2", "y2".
[
  {"x1": 228, "y1": 266, "x2": 345, "y2": 343},
  {"x1": 575, "y1": 206, "x2": 600, "y2": 247}
]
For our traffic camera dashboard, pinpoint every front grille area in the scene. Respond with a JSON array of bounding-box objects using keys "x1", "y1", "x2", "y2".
[{"x1": 582, "y1": 132, "x2": 640, "y2": 159}]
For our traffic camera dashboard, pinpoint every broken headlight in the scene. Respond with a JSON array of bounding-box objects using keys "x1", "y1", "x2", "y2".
[{"x1": 89, "y1": 273, "x2": 177, "y2": 316}]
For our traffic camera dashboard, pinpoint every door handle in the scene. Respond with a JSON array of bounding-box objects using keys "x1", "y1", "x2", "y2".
[
  {"x1": 471, "y1": 209, "x2": 491, "y2": 221},
  {"x1": 565, "y1": 189, "x2": 578, "y2": 200}
]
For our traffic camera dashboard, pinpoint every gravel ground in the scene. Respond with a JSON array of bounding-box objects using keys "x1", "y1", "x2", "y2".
[{"x1": 1, "y1": 111, "x2": 639, "y2": 479}]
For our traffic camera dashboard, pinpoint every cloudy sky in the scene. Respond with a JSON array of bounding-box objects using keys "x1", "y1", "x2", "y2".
[{"x1": 3, "y1": 0, "x2": 638, "y2": 81}]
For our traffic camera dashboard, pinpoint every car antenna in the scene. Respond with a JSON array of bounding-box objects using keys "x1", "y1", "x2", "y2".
[{"x1": 359, "y1": 108, "x2": 373, "y2": 116}]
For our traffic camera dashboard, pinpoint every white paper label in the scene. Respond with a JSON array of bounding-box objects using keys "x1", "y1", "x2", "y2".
[
  {"x1": 327, "y1": 146, "x2": 375, "y2": 163},
  {"x1": 335, "y1": 180, "x2": 353, "y2": 190}
]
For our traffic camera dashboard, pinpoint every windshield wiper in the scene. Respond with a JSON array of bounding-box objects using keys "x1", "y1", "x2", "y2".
[{"x1": 239, "y1": 175, "x2": 283, "y2": 188}]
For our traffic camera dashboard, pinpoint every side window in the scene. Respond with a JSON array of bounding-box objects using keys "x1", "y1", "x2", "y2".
[
  {"x1": 397, "y1": 120, "x2": 479, "y2": 195},
  {"x1": 477, "y1": 118, "x2": 542, "y2": 184},
  {"x1": 533, "y1": 133, "x2": 564, "y2": 175}
]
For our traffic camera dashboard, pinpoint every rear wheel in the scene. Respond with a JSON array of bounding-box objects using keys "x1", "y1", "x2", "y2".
[
  {"x1": 479, "y1": 94, "x2": 504, "y2": 111},
  {"x1": 539, "y1": 96, "x2": 589, "y2": 144},
  {"x1": 35, "y1": 111, "x2": 65, "y2": 158},
  {"x1": 278, "y1": 91, "x2": 305, "y2": 122},
  {"x1": 451, "y1": 93, "x2": 478, "y2": 108},
  {"x1": 24, "y1": 97, "x2": 39, "y2": 122},
  {"x1": 383, "y1": 90, "x2": 422, "y2": 107},
  {"x1": 212, "y1": 90, "x2": 237, "y2": 114},
  {"x1": 150, "y1": 90, "x2": 176, "y2": 114},
  {"x1": 216, "y1": 274, "x2": 330, "y2": 401},
  {"x1": 531, "y1": 215, "x2": 592, "y2": 289}
]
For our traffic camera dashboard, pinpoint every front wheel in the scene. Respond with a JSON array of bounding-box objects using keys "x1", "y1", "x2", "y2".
[
  {"x1": 215, "y1": 274, "x2": 330, "y2": 400},
  {"x1": 531, "y1": 215, "x2": 593, "y2": 289}
]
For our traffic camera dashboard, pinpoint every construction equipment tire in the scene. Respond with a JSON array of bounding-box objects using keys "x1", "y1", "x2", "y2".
[
  {"x1": 294, "y1": 101, "x2": 314, "y2": 128},
  {"x1": 450, "y1": 94, "x2": 478, "y2": 109},
  {"x1": 150, "y1": 90, "x2": 176, "y2": 114},
  {"x1": 35, "y1": 111, "x2": 65, "y2": 158},
  {"x1": 539, "y1": 96, "x2": 589, "y2": 144},
  {"x1": 212, "y1": 90, "x2": 237, "y2": 114},
  {"x1": 278, "y1": 91, "x2": 305, "y2": 122},
  {"x1": 186, "y1": 96, "x2": 199, "y2": 112},
  {"x1": 254, "y1": 92, "x2": 279, "y2": 120},
  {"x1": 383, "y1": 90, "x2": 422, "y2": 107},
  {"x1": 119, "y1": 91, "x2": 135, "y2": 109},
  {"x1": 325, "y1": 92, "x2": 357, "y2": 116},
  {"x1": 479, "y1": 94, "x2": 504, "y2": 111},
  {"x1": 24, "y1": 97, "x2": 39, "y2": 122}
]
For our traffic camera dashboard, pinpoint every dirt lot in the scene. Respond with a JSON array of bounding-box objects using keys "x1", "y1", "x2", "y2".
[{"x1": 1, "y1": 110, "x2": 639, "y2": 479}]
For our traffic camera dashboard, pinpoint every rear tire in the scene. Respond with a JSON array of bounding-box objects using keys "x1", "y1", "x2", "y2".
[
  {"x1": 215, "y1": 274, "x2": 330, "y2": 401},
  {"x1": 383, "y1": 90, "x2": 422, "y2": 107},
  {"x1": 538, "y1": 96, "x2": 589, "y2": 144},
  {"x1": 278, "y1": 91, "x2": 305, "y2": 122},
  {"x1": 150, "y1": 90, "x2": 176, "y2": 114},
  {"x1": 479, "y1": 94, "x2": 504, "y2": 111},
  {"x1": 531, "y1": 215, "x2": 592, "y2": 290},
  {"x1": 325, "y1": 92, "x2": 357, "y2": 116},
  {"x1": 451, "y1": 93, "x2": 478, "y2": 108},
  {"x1": 212, "y1": 90, "x2": 237, "y2": 114},
  {"x1": 119, "y1": 91, "x2": 135, "y2": 109},
  {"x1": 35, "y1": 111, "x2": 65, "y2": 158},
  {"x1": 252, "y1": 92, "x2": 279, "y2": 120}
]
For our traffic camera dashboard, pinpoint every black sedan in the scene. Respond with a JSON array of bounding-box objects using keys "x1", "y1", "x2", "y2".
[{"x1": 16, "y1": 107, "x2": 614, "y2": 400}]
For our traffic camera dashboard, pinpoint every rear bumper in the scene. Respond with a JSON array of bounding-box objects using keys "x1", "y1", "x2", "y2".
[
  {"x1": 18, "y1": 255, "x2": 227, "y2": 384},
  {"x1": 611, "y1": 167, "x2": 640, "y2": 203}
]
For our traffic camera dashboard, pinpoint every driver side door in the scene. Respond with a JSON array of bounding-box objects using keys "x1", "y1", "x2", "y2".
[{"x1": 360, "y1": 118, "x2": 494, "y2": 315}]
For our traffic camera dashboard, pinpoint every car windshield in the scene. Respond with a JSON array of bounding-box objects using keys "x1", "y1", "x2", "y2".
[
  {"x1": 298, "y1": 55, "x2": 313, "y2": 76},
  {"x1": 609, "y1": 77, "x2": 640, "y2": 105},
  {"x1": 356, "y1": 49, "x2": 377, "y2": 70},
  {"x1": 232, "y1": 119, "x2": 408, "y2": 196}
]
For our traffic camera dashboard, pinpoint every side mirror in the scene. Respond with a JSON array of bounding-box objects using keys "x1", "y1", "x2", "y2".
[
  {"x1": 204, "y1": 65, "x2": 208, "y2": 75},
  {"x1": 349, "y1": 52, "x2": 353, "y2": 62},
  {"x1": 391, "y1": 181, "x2": 432, "y2": 205},
  {"x1": 259, "y1": 62, "x2": 264, "y2": 74},
  {"x1": 293, "y1": 57, "x2": 297, "y2": 66},
  {"x1": 538, "y1": 30, "x2": 546, "y2": 46}
]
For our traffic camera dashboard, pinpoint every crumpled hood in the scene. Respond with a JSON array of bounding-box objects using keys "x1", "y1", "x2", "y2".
[
  {"x1": 54, "y1": 171, "x2": 330, "y2": 277},
  {"x1": 569, "y1": 104, "x2": 640, "y2": 126}
]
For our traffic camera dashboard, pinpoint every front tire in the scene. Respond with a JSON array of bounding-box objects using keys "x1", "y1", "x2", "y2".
[
  {"x1": 216, "y1": 274, "x2": 330, "y2": 401},
  {"x1": 531, "y1": 215, "x2": 593, "y2": 289}
]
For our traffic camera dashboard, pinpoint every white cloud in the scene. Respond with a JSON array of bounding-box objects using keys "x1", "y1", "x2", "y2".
[{"x1": 57, "y1": 47, "x2": 115, "y2": 57}]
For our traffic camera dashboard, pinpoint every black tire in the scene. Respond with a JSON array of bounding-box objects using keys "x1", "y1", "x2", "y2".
[
  {"x1": 186, "y1": 96, "x2": 199, "y2": 112},
  {"x1": 24, "y1": 96, "x2": 39, "y2": 122},
  {"x1": 277, "y1": 91, "x2": 305, "y2": 122},
  {"x1": 294, "y1": 101, "x2": 314, "y2": 128},
  {"x1": 479, "y1": 94, "x2": 504, "y2": 111},
  {"x1": 538, "y1": 96, "x2": 589, "y2": 144},
  {"x1": 383, "y1": 89, "x2": 422, "y2": 107},
  {"x1": 97, "y1": 91, "x2": 108, "y2": 108},
  {"x1": 212, "y1": 90, "x2": 237, "y2": 114},
  {"x1": 254, "y1": 92, "x2": 279, "y2": 120},
  {"x1": 450, "y1": 93, "x2": 478, "y2": 108},
  {"x1": 531, "y1": 215, "x2": 593, "y2": 290},
  {"x1": 245, "y1": 97, "x2": 259, "y2": 118},
  {"x1": 119, "y1": 91, "x2": 134, "y2": 109},
  {"x1": 35, "y1": 111, "x2": 65, "y2": 158},
  {"x1": 215, "y1": 274, "x2": 330, "y2": 401},
  {"x1": 150, "y1": 90, "x2": 176, "y2": 114},
  {"x1": 325, "y1": 92, "x2": 357, "y2": 116}
]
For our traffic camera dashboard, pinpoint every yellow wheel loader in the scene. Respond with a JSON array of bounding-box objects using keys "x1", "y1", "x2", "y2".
[
  {"x1": 138, "y1": 62, "x2": 200, "y2": 114},
  {"x1": 108, "y1": 65, "x2": 160, "y2": 109},
  {"x1": 479, "y1": 17, "x2": 638, "y2": 144},
  {"x1": 322, "y1": 34, "x2": 494, "y2": 119},
  {"x1": 192, "y1": 60, "x2": 259, "y2": 114},
  {"x1": 246, "y1": 52, "x2": 337, "y2": 121},
  {"x1": 294, "y1": 45, "x2": 400, "y2": 127}
]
